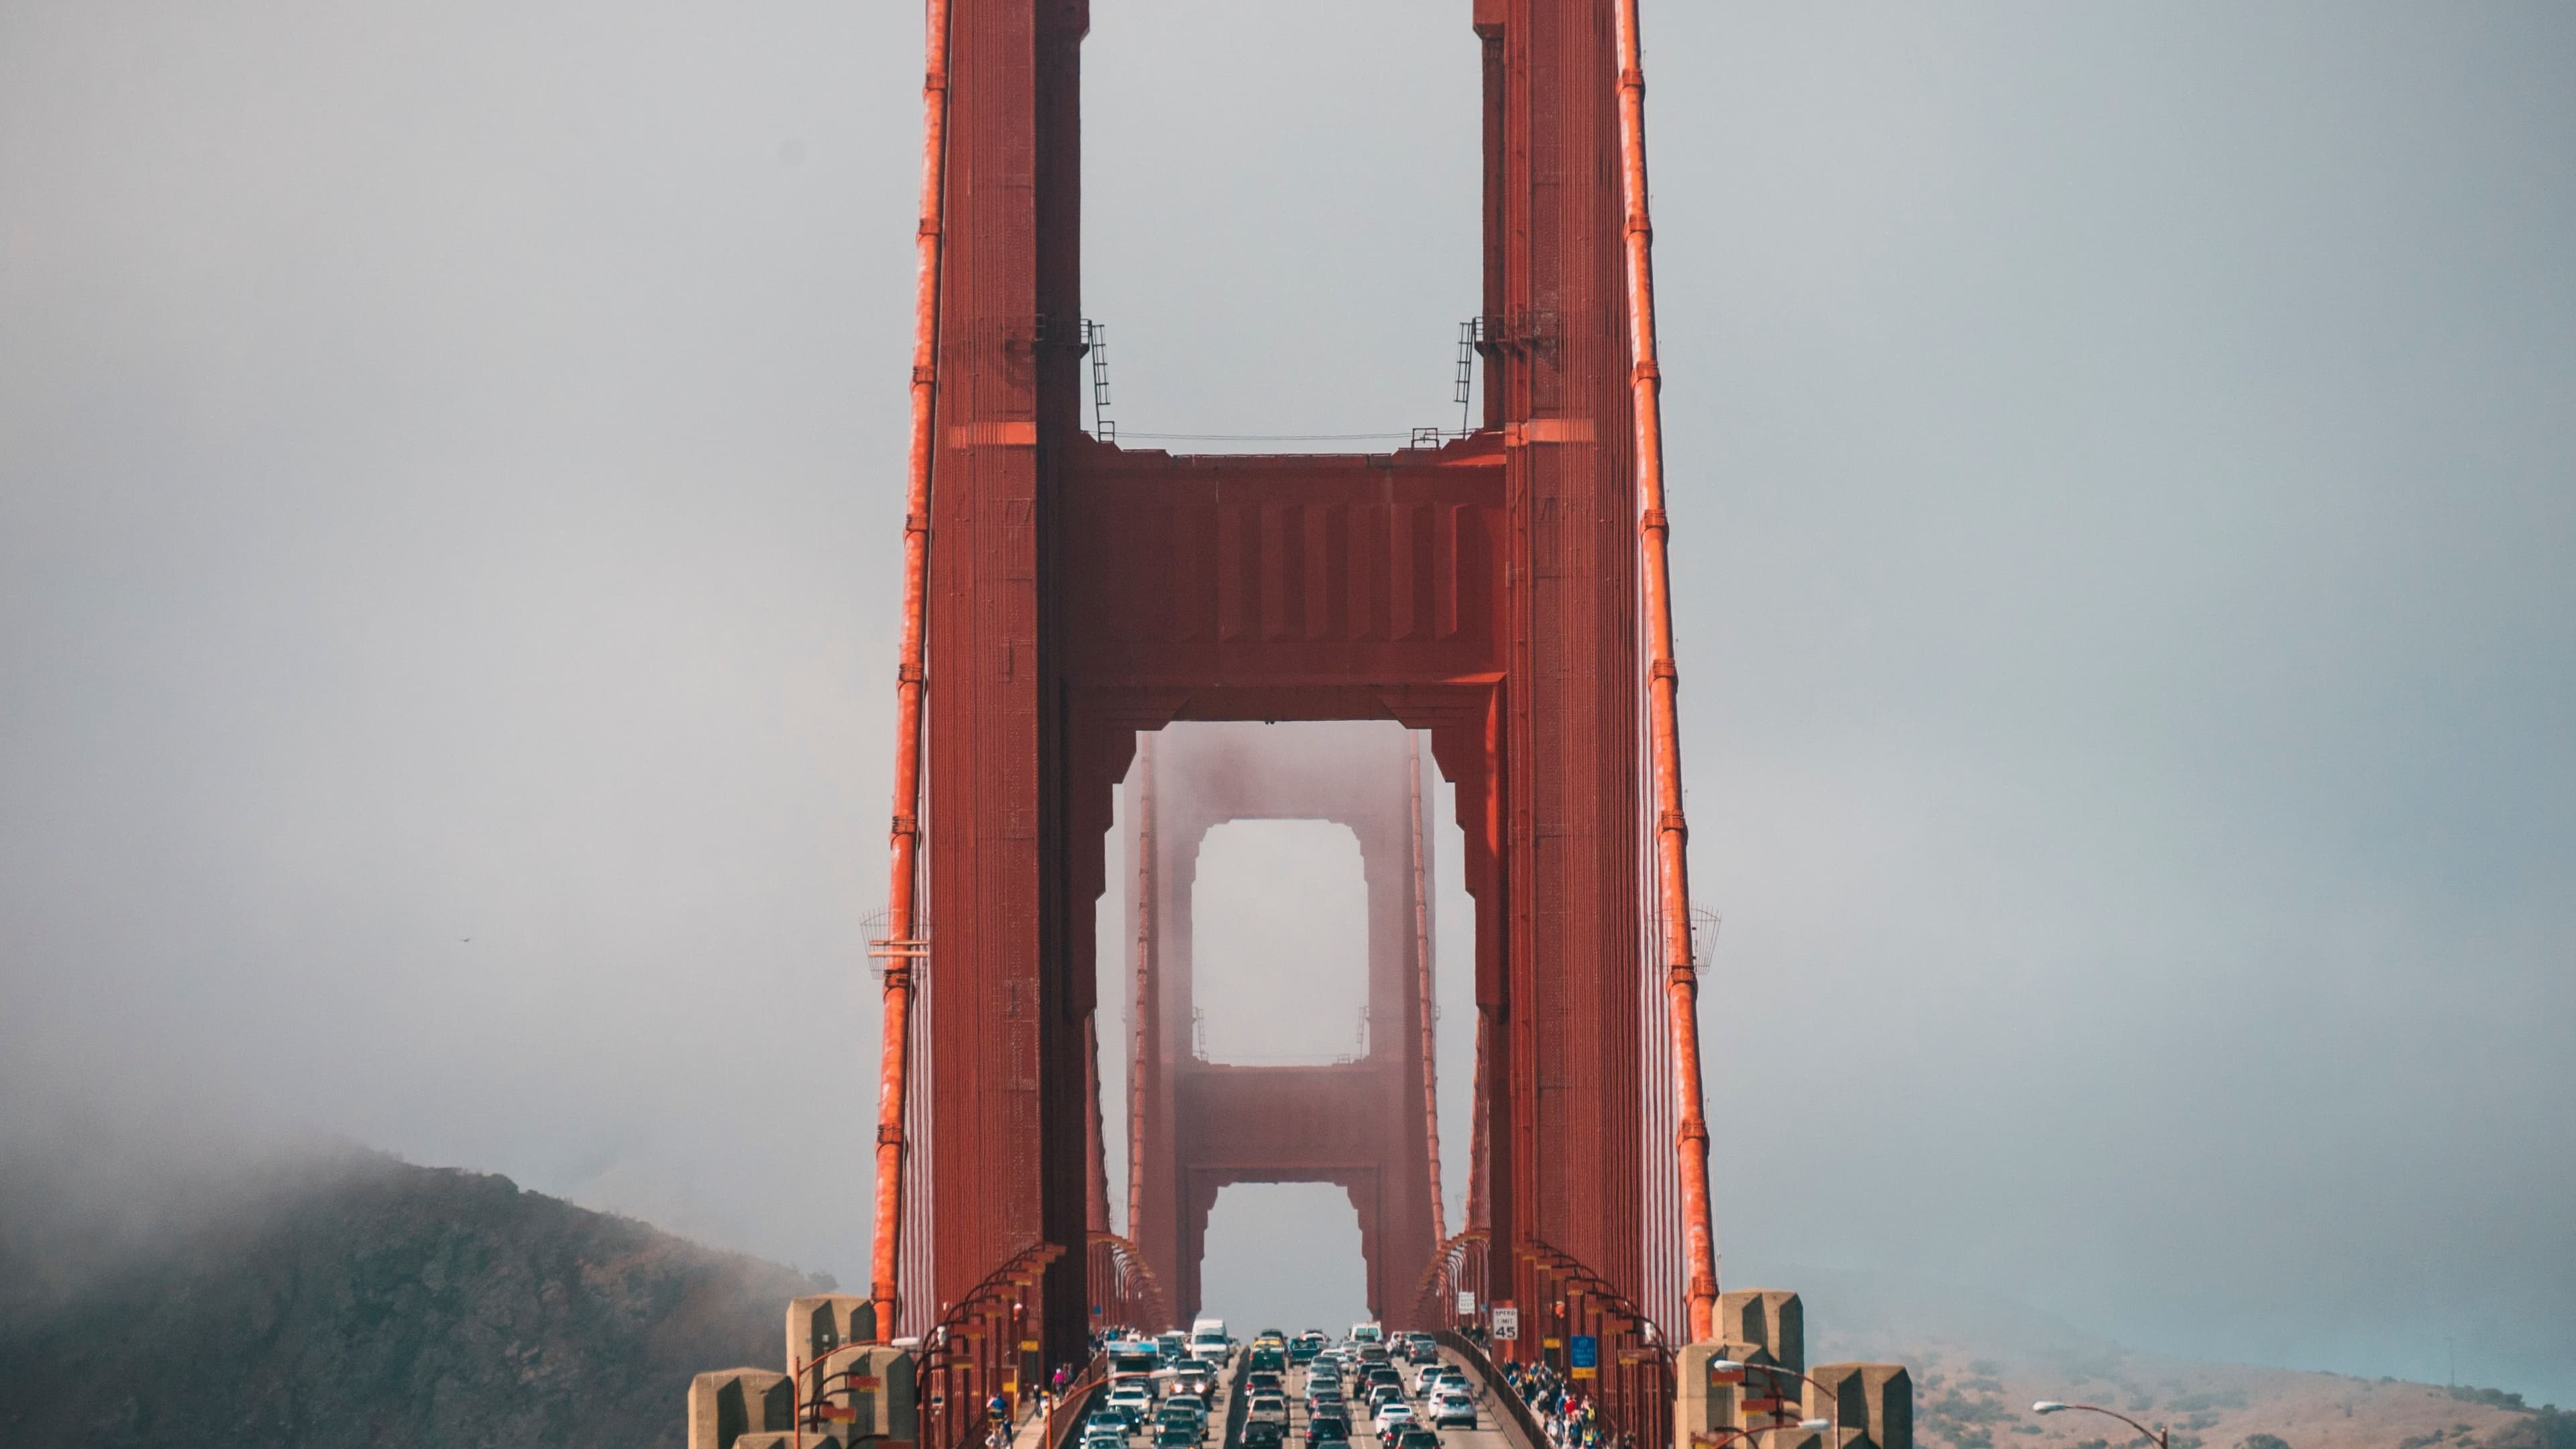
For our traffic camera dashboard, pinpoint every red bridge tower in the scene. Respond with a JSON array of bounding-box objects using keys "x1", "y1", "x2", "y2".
[{"x1": 864, "y1": 3, "x2": 1719, "y2": 1438}]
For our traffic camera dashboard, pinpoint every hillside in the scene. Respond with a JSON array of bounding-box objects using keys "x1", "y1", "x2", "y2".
[
  {"x1": 2, "y1": 1144, "x2": 2563, "y2": 1449},
  {"x1": 1786, "y1": 1264, "x2": 2575, "y2": 1449},
  {"x1": 0, "y1": 1144, "x2": 818, "y2": 1449}
]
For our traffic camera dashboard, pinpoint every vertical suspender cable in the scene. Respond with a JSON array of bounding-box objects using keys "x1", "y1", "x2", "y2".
[
  {"x1": 1410, "y1": 737, "x2": 1448, "y2": 1250},
  {"x1": 869, "y1": 0, "x2": 955, "y2": 1344},
  {"x1": 1126, "y1": 737, "x2": 1157, "y2": 1248},
  {"x1": 1612, "y1": 0, "x2": 1721, "y2": 1343}
]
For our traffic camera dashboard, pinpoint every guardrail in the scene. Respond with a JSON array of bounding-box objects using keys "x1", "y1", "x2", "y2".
[{"x1": 1435, "y1": 1330, "x2": 1552, "y2": 1449}]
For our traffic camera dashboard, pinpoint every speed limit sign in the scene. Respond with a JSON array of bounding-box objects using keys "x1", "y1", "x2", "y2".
[{"x1": 1491, "y1": 1305, "x2": 1521, "y2": 1340}]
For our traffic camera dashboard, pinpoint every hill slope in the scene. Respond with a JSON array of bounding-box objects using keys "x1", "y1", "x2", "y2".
[
  {"x1": 0, "y1": 1146, "x2": 818, "y2": 1449},
  {"x1": 1782, "y1": 1263, "x2": 2575, "y2": 1449}
]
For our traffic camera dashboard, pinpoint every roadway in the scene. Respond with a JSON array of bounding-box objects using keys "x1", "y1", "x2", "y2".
[{"x1": 1228, "y1": 1345, "x2": 1534, "y2": 1449}]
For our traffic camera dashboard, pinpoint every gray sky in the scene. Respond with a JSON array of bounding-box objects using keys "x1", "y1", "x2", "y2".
[{"x1": 3, "y1": 0, "x2": 2571, "y2": 1404}]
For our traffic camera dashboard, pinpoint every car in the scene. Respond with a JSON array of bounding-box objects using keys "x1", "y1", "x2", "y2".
[
  {"x1": 1153, "y1": 1429, "x2": 1200, "y2": 1449},
  {"x1": 1247, "y1": 1396, "x2": 1289, "y2": 1428},
  {"x1": 1428, "y1": 1393, "x2": 1475, "y2": 1430},
  {"x1": 1411, "y1": 1364, "x2": 1448, "y2": 1396},
  {"x1": 1164, "y1": 1395, "x2": 1209, "y2": 1419},
  {"x1": 1307, "y1": 1394, "x2": 1346, "y2": 1419},
  {"x1": 1083, "y1": 1428, "x2": 1128, "y2": 1449},
  {"x1": 1292, "y1": 1332, "x2": 1327, "y2": 1363},
  {"x1": 1395, "y1": 1430, "x2": 1442, "y2": 1449},
  {"x1": 1246, "y1": 1371, "x2": 1285, "y2": 1395},
  {"x1": 1244, "y1": 1426, "x2": 1286, "y2": 1449},
  {"x1": 1349, "y1": 1323, "x2": 1385, "y2": 1345},
  {"x1": 1105, "y1": 1387, "x2": 1154, "y2": 1425},
  {"x1": 1308, "y1": 1414, "x2": 1353, "y2": 1444},
  {"x1": 1373, "y1": 1402, "x2": 1415, "y2": 1438},
  {"x1": 1307, "y1": 1434, "x2": 1350, "y2": 1449}
]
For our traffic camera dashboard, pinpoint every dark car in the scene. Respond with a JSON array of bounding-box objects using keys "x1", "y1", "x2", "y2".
[
  {"x1": 1154, "y1": 1430, "x2": 1200, "y2": 1449},
  {"x1": 1309, "y1": 1414, "x2": 1353, "y2": 1443},
  {"x1": 1395, "y1": 1432, "x2": 1441, "y2": 1449},
  {"x1": 1244, "y1": 1425, "x2": 1286, "y2": 1449}
]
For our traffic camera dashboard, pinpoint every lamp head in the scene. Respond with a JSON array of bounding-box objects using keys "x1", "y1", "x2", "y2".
[
  {"x1": 1800, "y1": 1419, "x2": 1831, "y2": 1432},
  {"x1": 1711, "y1": 1360, "x2": 1746, "y2": 1373},
  {"x1": 2033, "y1": 1403, "x2": 2067, "y2": 1415}
]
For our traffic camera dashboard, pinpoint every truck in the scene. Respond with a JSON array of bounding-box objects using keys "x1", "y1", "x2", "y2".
[{"x1": 1187, "y1": 1317, "x2": 1229, "y2": 1364}]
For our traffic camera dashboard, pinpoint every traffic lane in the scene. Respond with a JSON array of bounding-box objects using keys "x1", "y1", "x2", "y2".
[{"x1": 1273, "y1": 1350, "x2": 1525, "y2": 1449}]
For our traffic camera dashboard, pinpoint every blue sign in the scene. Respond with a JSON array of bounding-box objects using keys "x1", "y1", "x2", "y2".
[{"x1": 1568, "y1": 1335, "x2": 1599, "y2": 1369}]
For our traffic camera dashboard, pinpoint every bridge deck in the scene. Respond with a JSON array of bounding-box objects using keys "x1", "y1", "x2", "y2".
[{"x1": 1216, "y1": 1346, "x2": 1542, "y2": 1449}]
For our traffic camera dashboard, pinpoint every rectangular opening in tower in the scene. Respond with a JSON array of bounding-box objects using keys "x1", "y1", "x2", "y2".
[
  {"x1": 1191, "y1": 816, "x2": 1367, "y2": 1065},
  {"x1": 1199, "y1": 1182, "x2": 1369, "y2": 1332},
  {"x1": 1081, "y1": 1, "x2": 1481, "y2": 447},
  {"x1": 1089, "y1": 720, "x2": 1474, "y2": 1251}
]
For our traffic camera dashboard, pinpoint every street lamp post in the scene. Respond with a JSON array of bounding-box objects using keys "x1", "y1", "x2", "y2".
[
  {"x1": 2033, "y1": 1401, "x2": 2167, "y2": 1449},
  {"x1": 1691, "y1": 1421, "x2": 1835, "y2": 1449},
  {"x1": 1706, "y1": 1361, "x2": 1839, "y2": 1446}
]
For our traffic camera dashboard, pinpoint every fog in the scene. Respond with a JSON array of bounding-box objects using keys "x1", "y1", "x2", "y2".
[{"x1": 3, "y1": 0, "x2": 2571, "y2": 1405}]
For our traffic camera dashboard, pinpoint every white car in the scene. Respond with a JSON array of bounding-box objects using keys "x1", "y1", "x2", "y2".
[
  {"x1": 1373, "y1": 1403, "x2": 1416, "y2": 1437},
  {"x1": 1429, "y1": 1393, "x2": 1476, "y2": 1430},
  {"x1": 1248, "y1": 1397, "x2": 1289, "y2": 1428}
]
